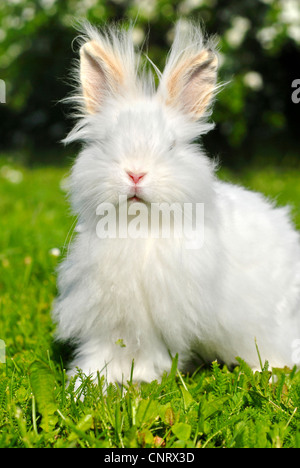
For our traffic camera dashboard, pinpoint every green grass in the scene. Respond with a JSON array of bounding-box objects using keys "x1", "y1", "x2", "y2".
[{"x1": 0, "y1": 155, "x2": 300, "y2": 448}]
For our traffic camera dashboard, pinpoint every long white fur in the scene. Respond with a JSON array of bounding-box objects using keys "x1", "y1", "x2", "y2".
[{"x1": 53, "y1": 21, "x2": 300, "y2": 384}]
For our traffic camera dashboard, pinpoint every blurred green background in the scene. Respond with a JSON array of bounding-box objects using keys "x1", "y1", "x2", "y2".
[
  {"x1": 0, "y1": 0, "x2": 299, "y2": 168},
  {"x1": 0, "y1": 3, "x2": 300, "y2": 447}
]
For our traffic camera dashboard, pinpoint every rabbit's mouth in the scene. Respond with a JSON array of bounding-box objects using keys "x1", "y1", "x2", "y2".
[{"x1": 128, "y1": 195, "x2": 143, "y2": 203}]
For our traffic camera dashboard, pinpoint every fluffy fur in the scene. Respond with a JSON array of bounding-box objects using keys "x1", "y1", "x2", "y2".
[{"x1": 53, "y1": 21, "x2": 300, "y2": 384}]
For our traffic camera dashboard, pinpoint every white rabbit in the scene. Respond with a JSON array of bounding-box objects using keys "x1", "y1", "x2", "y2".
[{"x1": 53, "y1": 21, "x2": 300, "y2": 385}]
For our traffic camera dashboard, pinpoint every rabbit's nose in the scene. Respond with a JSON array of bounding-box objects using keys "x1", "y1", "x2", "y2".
[{"x1": 127, "y1": 172, "x2": 146, "y2": 184}]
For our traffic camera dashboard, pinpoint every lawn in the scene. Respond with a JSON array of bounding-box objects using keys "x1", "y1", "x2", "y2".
[{"x1": 0, "y1": 155, "x2": 300, "y2": 448}]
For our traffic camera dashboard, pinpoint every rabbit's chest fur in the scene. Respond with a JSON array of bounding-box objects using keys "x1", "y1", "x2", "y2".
[
  {"x1": 54, "y1": 182, "x2": 300, "y2": 376},
  {"x1": 86, "y1": 231, "x2": 221, "y2": 349}
]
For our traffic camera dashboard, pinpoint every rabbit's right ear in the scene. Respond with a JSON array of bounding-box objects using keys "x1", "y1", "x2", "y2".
[
  {"x1": 80, "y1": 40, "x2": 126, "y2": 114},
  {"x1": 79, "y1": 27, "x2": 136, "y2": 114}
]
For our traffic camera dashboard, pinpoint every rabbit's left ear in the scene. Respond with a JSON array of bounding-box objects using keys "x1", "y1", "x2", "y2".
[{"x1": 158, "y1": 22, "x2": 219, "y2": 120}]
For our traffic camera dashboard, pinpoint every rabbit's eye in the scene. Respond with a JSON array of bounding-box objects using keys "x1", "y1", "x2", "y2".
[{"x1": 169, "y1": 140, "x2": 176, "y2": 151}]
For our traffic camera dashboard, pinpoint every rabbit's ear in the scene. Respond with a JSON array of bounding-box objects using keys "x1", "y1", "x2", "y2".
[
  {"x1": 80, "y1": 39, "x2": 125, "y2": 113},
  {"x1": 159, "y1": 22, "x2": 219, "y2": 120}
]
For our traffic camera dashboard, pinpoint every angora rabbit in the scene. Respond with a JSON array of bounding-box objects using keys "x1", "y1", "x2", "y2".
[{"x1": 53, "y1": 21, "x2": 300, "y2": 385}]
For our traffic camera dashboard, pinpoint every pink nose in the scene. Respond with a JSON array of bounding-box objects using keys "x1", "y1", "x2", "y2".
[{"x1": 127, "y1": 172, "x2": 146, "y2": 185}]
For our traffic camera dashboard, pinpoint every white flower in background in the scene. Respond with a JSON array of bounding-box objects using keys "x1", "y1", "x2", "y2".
[
  {"x1": 179, "y1": 0, "x2": 206, "y2": 15},
  {"x1": 22, "y1": 7, "x2": 35, "y2": 21},
  {"x1": 49, "y1": 248, "x2": 61, "y2": 257},
  {"x1": 131, "y1": 27, "x2": 145, "y2": 47},
  {"x1": 0, "y1": 165, "x2": 23, "y2": 184},
  {"x1": 279, "y1": 0, "x2": 300, "y2": 26},
  {"x1": 287, "y1": 24, "x2": 300, "y2": 44},
  {"x1": 225, "y1": 17, "x2": 251, "y2": 48},
  {"x1": 0, "y1": 29, "x2": 6, "y2": 41},
  {"x1": 133, "y1": 0, "x2": 157, "y2": 19},
  {"x1": 40, "y1": 0, "x2": 57, "y2": 8},
  {"x1": 258, "y1": 0, "x2": 300, "y2": 47},
  {"x1": 243, "y1": 71, "x2": 263, "y2": 91},
  {"x1": 257, "y1": 25, "x2": 281, "y2": 49}
]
